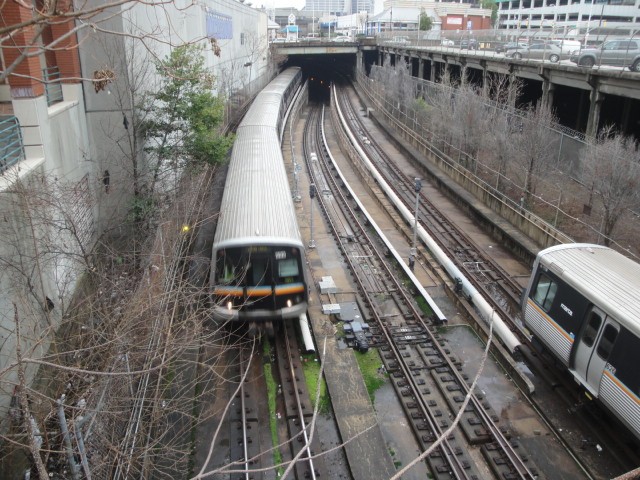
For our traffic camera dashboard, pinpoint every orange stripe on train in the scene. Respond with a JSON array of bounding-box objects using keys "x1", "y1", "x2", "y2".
[
  {"x1": 603, "y1": 370, "x2": 640, "y2": 405},
  {"x1": 528, "y1": 299, "x2": 575, "y2": 344}
]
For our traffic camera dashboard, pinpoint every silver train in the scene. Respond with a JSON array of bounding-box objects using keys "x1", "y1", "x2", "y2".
[
  {"x1": 210, "y1": 67, "x2": 307, "y2": 329},
  {"x1": 522, "y1": 243, "x2": 640, "y2": 441}
]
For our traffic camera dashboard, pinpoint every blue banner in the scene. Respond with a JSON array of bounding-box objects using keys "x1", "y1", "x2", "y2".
[{"x1": 206, "y1": 8, "x2": 232, "y2": 39}]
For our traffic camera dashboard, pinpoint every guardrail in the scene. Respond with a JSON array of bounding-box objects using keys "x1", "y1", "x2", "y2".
[
  {"x1": 0, "y1": 115, "x2": 25, "y2": 174},
  {"x1": 43, "y1": 66, "x2": 63, "y2": 106},
  {"x1": 376, "y1": 28, "x2": 640, "y2": 70}
]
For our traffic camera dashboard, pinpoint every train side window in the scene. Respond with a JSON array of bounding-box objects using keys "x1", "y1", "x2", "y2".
[
  {"x1": 581, "y1": 311, "x2": 602, "y2": 347},
  {"x1": 532, "y1": 273, "x2": 558, "y2": 312},
  {"x1": 596, "y1": 324, "x2": 618, "y2": 360}
]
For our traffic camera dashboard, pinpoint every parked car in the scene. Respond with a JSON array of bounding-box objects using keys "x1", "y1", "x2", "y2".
[
  {"x1": 505, "y1": 43, "x2": 569, "y2": 63},
  {"x1": 303, "y1": 33, "x2": 321, "y2": 42},
  {"x1": 460, "y1": 38, "x2": 479, "y2": 50},
  {"x1": 549, "y1": 39, "x2": 581, "y2": 55},
  {"x1": 570, "y1": 38, "x2": 640, "y2": 72},
  {"x1": 441, "y1": 38, "x2": 454, "y2": 46},
  {"x1": 332, "y1": 36, "x2": 352, "y2": 43},
  {"x1": 495, "y1": 41, "x2": 527, "y2": 53}
]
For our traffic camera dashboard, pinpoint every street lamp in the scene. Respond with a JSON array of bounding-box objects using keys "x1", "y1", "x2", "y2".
[
  {"x1": 409, "y1": 178, "x2": 422, "y2": 270},
  {"x1": 309, "y1": 183, "x2": 316, "y2": 249}
]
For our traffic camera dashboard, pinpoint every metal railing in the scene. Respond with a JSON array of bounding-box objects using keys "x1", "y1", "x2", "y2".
[
  {"x1": 43, "y1": 66, "x2": 63, "y2": 106},
  {"x1": 375, "y1": 26, "x2": 640, "y2": 70},
  {"x1": 0, "y1": 115, "x2": 25, "y2": 174}
]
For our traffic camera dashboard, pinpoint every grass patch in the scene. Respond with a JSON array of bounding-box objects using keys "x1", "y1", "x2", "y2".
[
  {"x1": 354, "y1": 349, "x2": 386, "y2": 403},
  {"x1": 301, "y1": 353, "x2": 330, "y2": 414},
  {"x1": 415, "y1": 295, "x2": 434, "y2": 317},
  {"x1": 263, "y1": 340, "x2": 284, "y2": 476}
]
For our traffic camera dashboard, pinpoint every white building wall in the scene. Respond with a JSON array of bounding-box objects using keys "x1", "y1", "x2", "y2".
[
  {"x1": 0, "y1": 84, "x2": 91, "y2": 421},
  {"x1": 0, "y1": 0, "x2": 269, "y2": 423}
]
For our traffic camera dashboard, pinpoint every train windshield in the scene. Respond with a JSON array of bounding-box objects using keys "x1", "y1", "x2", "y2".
[
  {"x1": 278, "y1": 258, "x2": 299, "y2": 278},
  {"x1": 532, "y1": 272, "x2": 557, "y2": 311},
  {"x1": 215, "y1": 246, "x2": 302, "y2": 287}
]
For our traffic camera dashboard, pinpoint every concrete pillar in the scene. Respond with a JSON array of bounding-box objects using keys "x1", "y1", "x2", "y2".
[
  {"x1": 418, "y1": 57, "x2": 424, "y2": 80},
  {"x1": 586, "y1": 86, "x2": 604, "y2": 139},
  {"x1": 429, "y1": 59, "x2": 435, "y2": 82},
  {"x1": 507, "y1": 72, "x2": 518, "y2": 108},
  {"x1": 481, "y1": 65, "x2": 488, "y2": 98},
  {"x1": 541, "y1": 74, "x2": 555, "y2": 108},
  {"x1": 620, "y1": 99, "x2": 632, "y2": 133}
]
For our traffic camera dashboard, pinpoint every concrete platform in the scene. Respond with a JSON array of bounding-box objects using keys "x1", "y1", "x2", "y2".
[{"x1": 284, "y1": 110, "x2": 397, "y2": 480}]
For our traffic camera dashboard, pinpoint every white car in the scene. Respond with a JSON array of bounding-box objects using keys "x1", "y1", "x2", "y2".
[{"x1": 441, "y1": 39, "x2": 454, "y2": 46}]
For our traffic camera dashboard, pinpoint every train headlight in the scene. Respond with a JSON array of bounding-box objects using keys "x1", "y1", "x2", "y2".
[
  {"x1": 227, "y1": 301, "x2": 233, "y2": 310},
  {"x1": 287, "y1": 299, "x2": 292, "y2": 308}
]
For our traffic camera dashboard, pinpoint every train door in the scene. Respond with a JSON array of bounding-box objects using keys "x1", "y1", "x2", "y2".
[{"x1": 573, "y1": 306, "x2": 620, "y2": 396}]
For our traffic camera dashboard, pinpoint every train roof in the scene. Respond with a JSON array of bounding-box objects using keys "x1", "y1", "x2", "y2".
[
  {"x1": 537, "y1": 243, "x2": 640, "y2": 336},
  {"x1": 261, "y1": 67, "x2": 301, "y2": 95},
  {"x1": 240, "y1": 68, "x2": 301, "y2": 128},
  {"x1": 213, "y1": 126, "x2": 302, "y2": 248},
  {"x1": 241, "y1": 92, "x2": 285, "y2": 129}
]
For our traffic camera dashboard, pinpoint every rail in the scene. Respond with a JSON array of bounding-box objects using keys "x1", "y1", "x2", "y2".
[
  {"x1": 43, "y1": 66, "x2": 63, "y2": 107},
  {"x1": 0, "y1": 115, "x2": 25, "y2": 174}
]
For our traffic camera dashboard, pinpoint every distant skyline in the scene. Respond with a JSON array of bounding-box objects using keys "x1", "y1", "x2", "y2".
[{"x1": 263, "y1": 0, "x2": 382, "y2": 13}]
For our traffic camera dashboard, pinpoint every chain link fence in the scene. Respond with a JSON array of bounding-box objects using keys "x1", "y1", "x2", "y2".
[{"x1": 356, "y1": 67, "x2": 640, "y2": 257}]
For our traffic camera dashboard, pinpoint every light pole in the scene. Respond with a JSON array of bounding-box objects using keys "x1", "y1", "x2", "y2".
[
  {"x1": 293, "y1": 162, "x2": 301, "y2": 202},
  {"x1": 409, "y1": 178, "x2": 422, "y2": 270},
  {"x1": 309, "y1": 183, "x2": 316, "y2": 249}
]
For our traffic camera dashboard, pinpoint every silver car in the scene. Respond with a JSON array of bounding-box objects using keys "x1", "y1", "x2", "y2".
[
  {"x1": 505, "y1": 43, "x2": 568, "y2": 63},
  {"x1": 570, "y1": 39, "x2": 640, "y2": 72}
]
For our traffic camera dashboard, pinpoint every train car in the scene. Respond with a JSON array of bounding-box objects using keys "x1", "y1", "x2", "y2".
[
  {"x1": 210, "y1": 67, "x2": 306, "y2": 331},
  {"x1": 522, "y1": 243, "x2": 640, "y2": 441}
]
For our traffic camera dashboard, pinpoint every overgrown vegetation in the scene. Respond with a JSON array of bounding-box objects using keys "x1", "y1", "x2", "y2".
[
  {"x1": 263, "y1": 340, "x2": 284, "y2": 476},
  {"x1": 354, "y1": 350, "x2": 387, "y2": 403},
  {"x1": 367, "y1": 60, "x2": 640, "y2": 255},
  {"x1": 301, "y1": 353, "x2": 330, "y2": 414}
]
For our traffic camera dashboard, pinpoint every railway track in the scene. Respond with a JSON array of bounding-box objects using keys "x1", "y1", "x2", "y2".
[
  {"x1": 274, "y1": 321, "x2": 325, "y2": 480},
  {"x1": 112, "y1": 172, "x2": 214, "y2": 479},
  {"x1": 215, "y1": 325, "x2": 325, "y2": 480},
  {"x1": 303, "y1": 103, "x2": 538, "y2": 479},
  {"x1": 331, "y1": 80, "x2": 640, "y2": 475},
  {"x1": 228, "y1": 339, "x2": 264, "y2": 480}
]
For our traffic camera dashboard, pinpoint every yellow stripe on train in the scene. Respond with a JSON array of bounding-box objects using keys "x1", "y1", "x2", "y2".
[
  {"x1": 214, "y1": 287, "x2": 243, "y2": 296},
  {"x1": 275, "y1": 284, "x2": 305, "y2": 295}
]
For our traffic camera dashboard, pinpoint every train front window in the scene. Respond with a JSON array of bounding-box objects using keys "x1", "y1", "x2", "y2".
[
  {"x1": 251, "y1": 257, "x2": 270, "y2": 285},
  {"x1": 278, "y1": 258, "x2": 299, "y2": 279},
  {"x1": 216, "y1": 250, "x2": 242, "y2": 284},
  {"x1": 532, "y1": 273, "x2": 557, "y2": 311},
  {"x1": 596, "y1": 324, "x2": 618, "y2": 360}
]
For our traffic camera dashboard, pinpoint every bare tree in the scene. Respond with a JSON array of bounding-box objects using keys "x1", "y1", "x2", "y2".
[
  {"x1": 481, "y1": 74, "x2": 523, "y2": 193},
  {"x1": 243, "y1": 31, "x2": 269, "y2": 87},
  {"x1": 0, "y1": 167, "x2": 233, "y2": 478},
  {"x1": 582, "y1": 126, "x2": 640, "y2": 245},
  {"x1": 511, "y1": 102, "x2": 559, "y2": 209},
  {"x1": 448, "y1": 78, "x2": 486, "y2": 171}
]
